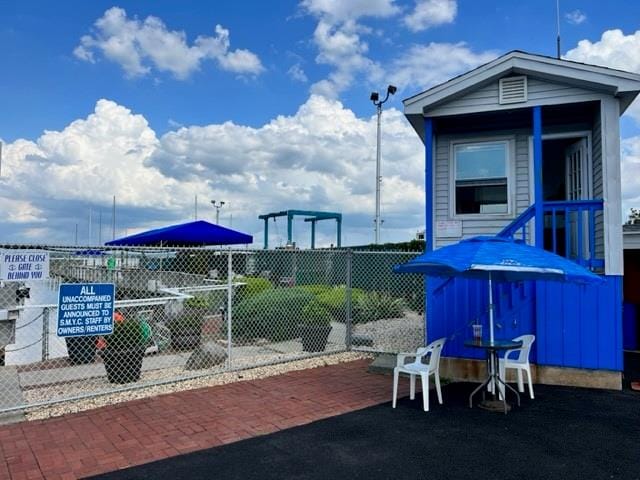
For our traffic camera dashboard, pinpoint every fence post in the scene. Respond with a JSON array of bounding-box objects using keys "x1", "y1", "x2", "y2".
[
  {"x1": 345, "y1": 250, "x2": 352, "y2": 350},
  {"x1": 42, "y1": 307, "x2": 49, "y2": 362},
  {"x1": 226, "y1": 249, "x2": 233, "y2": 370}
]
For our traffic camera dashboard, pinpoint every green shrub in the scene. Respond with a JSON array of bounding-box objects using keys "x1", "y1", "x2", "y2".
[
  {"x1": 232, "y1": 287, "x2": 316, "y2": 341},
  {"x1": 185, "y1": 295, "x2": 209, "y2": 309},
  {"x1": 299, "y1": 284, "x2": 333, "y2": 297},
  {"x1": 185, "y1": 291, "x2": 225, "y2": 311},
  {"x1": 301, "y1": 301, "x2": 333, "y2": 326},
  {"x1": 316, "y1": 286, "x2": 366, "y2": 322},
  {"x1": 353, "y1": 292, "x2": 406, "y2": 324},
  {"x1": 235, "y1": 276, "x2": 273, "y2": 303}
]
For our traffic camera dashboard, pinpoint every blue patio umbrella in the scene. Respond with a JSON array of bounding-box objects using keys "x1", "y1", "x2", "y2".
[{"x1": 394, "y1": 236, "x2": 601, "y2": 343}]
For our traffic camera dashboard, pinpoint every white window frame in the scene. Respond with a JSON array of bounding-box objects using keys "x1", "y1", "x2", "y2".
[{"x1": 450, "y1": 136, "x2": 516, "y2": 219}]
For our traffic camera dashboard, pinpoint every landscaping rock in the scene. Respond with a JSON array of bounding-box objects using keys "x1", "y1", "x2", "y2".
[{"x1": 186, "y1": 342, "x2": 228, "y2": 370}]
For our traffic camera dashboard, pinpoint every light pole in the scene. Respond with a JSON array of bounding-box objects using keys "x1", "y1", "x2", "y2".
[
  {"x1": 370, "y1": 84, "x2": 397, "y2": 244},
  {"x1": 211, "y1": 200, "x2": 225, "y2": 224}
]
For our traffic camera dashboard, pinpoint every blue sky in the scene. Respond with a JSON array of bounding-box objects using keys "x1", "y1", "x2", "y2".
[{"x1": 1, "y1": 0, "x2": 640, "y2": 246}]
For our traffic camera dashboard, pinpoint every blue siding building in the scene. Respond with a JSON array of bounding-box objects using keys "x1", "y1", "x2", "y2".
[{"x1": 403, "y1": 51, "x2": 640, "y2": 389}]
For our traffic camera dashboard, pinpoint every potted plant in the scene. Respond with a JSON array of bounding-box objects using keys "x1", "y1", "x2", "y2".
[
  {"x1": 168, "y1": 312, "x2": 204, "y2": 350},
  {"x1": 65, "y1": 336, "x2": 96, "y2": 365},
  {"x1": 299, "y1": 301, "x2": 333, "y2": 352},
  {"x1": 97, "y1": 311, "x2": 147, "y2": 384}
]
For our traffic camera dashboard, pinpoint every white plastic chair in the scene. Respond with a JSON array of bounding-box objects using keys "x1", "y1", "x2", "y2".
[
  {"x1": 392, "y1": 338, "x2": 446, "y2": 412},
  {"x1": 498, "y1": 334, "x2": 535, "y2": 399}
]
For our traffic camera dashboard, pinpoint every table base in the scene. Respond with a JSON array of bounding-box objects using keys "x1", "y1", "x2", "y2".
[
  {"x1": 478, "y1": 399, "x2": 512, "y2": 412},
  {"x1": 468, "y1": 349, "x2": 521, "y2": 415}
]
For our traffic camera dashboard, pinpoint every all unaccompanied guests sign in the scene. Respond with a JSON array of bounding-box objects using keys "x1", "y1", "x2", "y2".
[{"x1": 57, "y1": 283, "x2": 115, "y2": 337}]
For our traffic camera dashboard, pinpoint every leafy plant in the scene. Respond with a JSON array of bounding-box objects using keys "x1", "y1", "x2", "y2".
[
  {"x1": 316, "y1": 286, "x2": 365, "y2": 321},
  {"x1": 235, "y1": 276, "x2": 273, "y2": 303},
  {"x1": 185, "y1": 295, "x2": 209, "y2": 309},
  {"x1": 353, "y1": 292, "x2": 406, "y2": 324},
  {"x1": 299, "y1": 284, "x2": 333, "y2": 297},
  {"x1": 100, "y1": 316, "x2": 146, "y2": 351},
  {"x1": 232, "y1": 287, "x2": 316, "y2": 341},
  {"x1": 301, "y1": 301, "x2": 333, "y2": 326},
  {"x1": 185, "y1": 292, "x2": 225, "y2": 311}
]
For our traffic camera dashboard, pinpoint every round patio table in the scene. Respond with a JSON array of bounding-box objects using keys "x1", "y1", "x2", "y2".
[{"x1": 464, "y1": 339, "x2": 522, "y2": 414}]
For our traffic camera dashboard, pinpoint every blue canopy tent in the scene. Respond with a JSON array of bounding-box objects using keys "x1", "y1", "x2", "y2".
[{"x1": 105, "y1": 220, "x2": 253, "y2": 247}]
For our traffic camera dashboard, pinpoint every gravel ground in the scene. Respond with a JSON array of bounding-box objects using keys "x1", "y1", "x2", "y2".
[
  {"x1": 24, "y1": 351, "x2": 372, "y2": 421},
  {"x1": 353, "y1": 311, "x2": 424, "y2": 352}
]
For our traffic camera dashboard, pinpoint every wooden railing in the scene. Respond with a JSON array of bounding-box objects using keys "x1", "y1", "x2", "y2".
[{"x1": 498, "y1": 199, "x2": 604, "y2": 271}]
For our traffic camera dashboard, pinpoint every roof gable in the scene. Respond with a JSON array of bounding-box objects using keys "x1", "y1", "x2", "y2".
[{"x1": 404, "y1": 51, "x2": 640, "y2": 117}]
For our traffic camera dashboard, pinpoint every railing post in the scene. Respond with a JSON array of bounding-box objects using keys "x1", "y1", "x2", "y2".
[
  {"x1": 533, "y1": 106, "x2": 544, "y2": 248},
  {"x1": 345, "y1": 250, "x2": 352, "y2": 350},
  {"x1": 577, "y1": 206, "x2": 584, "y2": 265}
]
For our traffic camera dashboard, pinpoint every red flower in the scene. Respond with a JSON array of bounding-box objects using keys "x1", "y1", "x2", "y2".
[{"x1": 96, "y1": 337, "x2": 107, "y2": 350}]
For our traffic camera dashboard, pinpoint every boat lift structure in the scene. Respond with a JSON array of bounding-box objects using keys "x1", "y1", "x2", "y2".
[{"x1": 259, "y1": 210, "x2": 342, "y2": 249}]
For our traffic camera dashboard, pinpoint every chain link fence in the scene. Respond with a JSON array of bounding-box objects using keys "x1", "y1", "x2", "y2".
[{"x1": 0, "y1": 246, "x2": 423, "y2": 413}]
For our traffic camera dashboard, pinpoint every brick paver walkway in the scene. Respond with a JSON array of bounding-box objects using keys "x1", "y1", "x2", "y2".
[{"x1": 0, "y1": 360, "x2": 408, "y2": 480}]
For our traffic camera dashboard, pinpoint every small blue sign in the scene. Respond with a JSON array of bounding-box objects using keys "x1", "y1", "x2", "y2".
[{"x1": 57, "y1": 283, "x2": 116, "y2": 337}]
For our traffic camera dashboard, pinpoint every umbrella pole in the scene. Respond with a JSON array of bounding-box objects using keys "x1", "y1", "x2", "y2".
[
  {"x1": 489, "y1": 272, "x2": 496, "y2": 394},
  {"x1": 489, "y1": 273, "x2": 494, "y2": 344}
]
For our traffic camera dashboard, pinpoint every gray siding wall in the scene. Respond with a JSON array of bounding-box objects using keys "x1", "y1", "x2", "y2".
[
  {"x1": 433, "y1": 131, "x2": 531, "y2": 249},
  {"x1": 426, "y1": 77, "x2": 604, "y2": 117},
  {"x1": 433, "y1": 125, "x2": 602, "y2": 253}
]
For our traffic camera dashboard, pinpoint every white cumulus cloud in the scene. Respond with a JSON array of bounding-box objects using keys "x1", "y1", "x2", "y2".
[
  {"x1": 1, "y1": 96, "x2": 425, "y2": 246},
  {"x1": 74, "y1": 7, "x2": 264, "y2": 79},
  {"x1": 390, "y1": 42, "x2": 498, "y2": 93},
  {"x1": 300, "y1": 0, "x2": 399, "y2": 23},
  {"x1": 565, "y1": 29, "x2": 640, "y2": 122},
  {"x1": 404, "y1": 0, "x2": 457, "y2": 32}
]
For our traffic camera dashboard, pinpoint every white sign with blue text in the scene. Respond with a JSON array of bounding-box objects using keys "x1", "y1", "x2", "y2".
[
  {"x1": 0, "y1": 250, "x2": 50, "y2": 281},
  {"x1": 57, "y1": 283, "x2": 115, "y2": 337}
]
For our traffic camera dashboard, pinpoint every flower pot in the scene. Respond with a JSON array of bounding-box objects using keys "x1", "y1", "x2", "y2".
[
  {"x1": 66, "y1": 336, "x2": 96, "y2": 365},
  {"x1": 299, "y1": 324, "x2": 332, "y2": 352},
  {"x1": 169, "y1": 314, "x2": 204, "y2": 351},
  {"x1": 170, "y1": 330, "x2": 202, "y2": 351},
  {"x1": 101, "y1": 346, "x2": 146, "y2": 384}
]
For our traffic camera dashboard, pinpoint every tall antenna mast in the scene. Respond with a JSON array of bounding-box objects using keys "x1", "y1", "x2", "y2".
[{"x1": 556, "y1": 0, "x2": 561, "y2": 59}]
